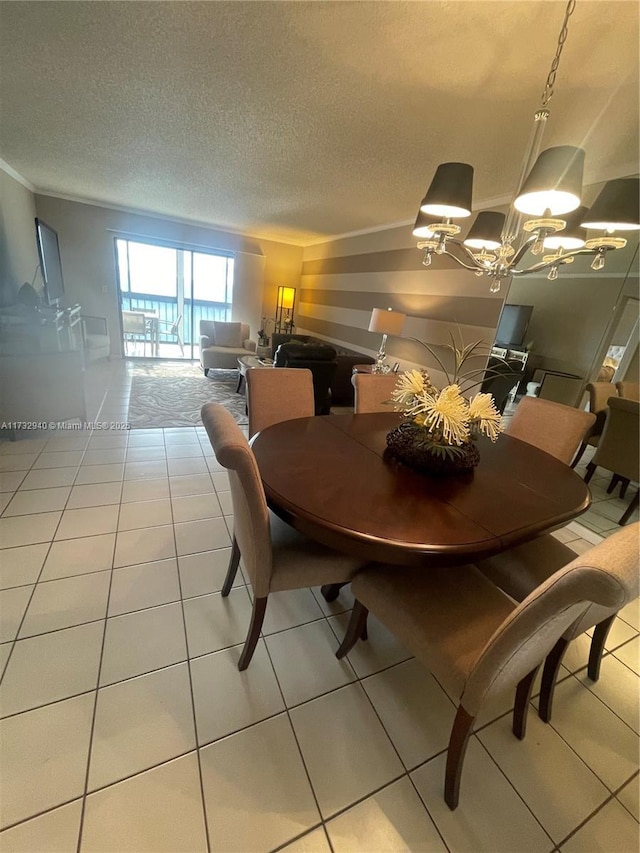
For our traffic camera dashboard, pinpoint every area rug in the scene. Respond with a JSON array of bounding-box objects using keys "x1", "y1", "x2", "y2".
[{"x1": 127, "y1": 362, "x2": 247, "y2": 428}]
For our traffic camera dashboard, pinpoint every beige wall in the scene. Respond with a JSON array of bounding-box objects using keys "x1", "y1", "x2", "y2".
[
  {"x1": 33, "y1": 195, "x2": 303, "y2": 355},
  {"x1": 0, "y1": 169, "x2": 42, "y2": 306},
  {"x1": 301, "y1": 224, "x2": 504, "y2": 386}
]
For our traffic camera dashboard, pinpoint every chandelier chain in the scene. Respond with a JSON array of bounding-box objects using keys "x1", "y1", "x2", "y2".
[{"x1": 540, "y1": 0, "x2": 577, "y2": 107}]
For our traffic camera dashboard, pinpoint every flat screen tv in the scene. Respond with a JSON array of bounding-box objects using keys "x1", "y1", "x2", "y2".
[
  {"x1": 34, "y1": 218, "x2": 65, "y2": 306},
  {"x1": 495, "y1": 304, "x2": 533, "y2": 348}
]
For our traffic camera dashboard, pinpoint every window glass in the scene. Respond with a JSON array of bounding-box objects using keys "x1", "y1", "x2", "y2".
[
  {"x1": 127, "y1": 243, "x2": 177, "y2": 297},
  {"x1": 116, "y1": 239, "x2": 129, "y2": 292}
]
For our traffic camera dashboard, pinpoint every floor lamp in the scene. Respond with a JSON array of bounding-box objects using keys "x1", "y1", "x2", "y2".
[
  {"x1": 368, "y1": 308, "x2": 406, "y2": 373},
  {"x1": 275, "y1": 286, "x2": 296, "y2": 334}
]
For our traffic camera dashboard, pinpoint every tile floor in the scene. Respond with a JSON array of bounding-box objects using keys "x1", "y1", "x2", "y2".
[{"x1": 0, "y1": 360, "x2": 638, "y2": 852}]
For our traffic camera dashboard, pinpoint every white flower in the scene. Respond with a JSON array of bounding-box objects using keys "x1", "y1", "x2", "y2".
[
  {"x1": 391, "y1": 369, "x2": 427, "y2": 407},
  {"x1": 419, "y1": 384, "x2": 471, "y2": 446},
  {"x1": 468, "y1": 393, "x2": 503, "y2": 441}
]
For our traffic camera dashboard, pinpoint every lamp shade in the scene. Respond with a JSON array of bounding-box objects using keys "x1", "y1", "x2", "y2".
[
  {"x1": 368, "y1": 308, "x2": 406, "y2": 336},
  {"x1": 412, "y1": 210, "x2": 439, "y2": 238},
  {"x1": 581, "y1": 178, "x2": 640, "y2": 231},
  {"x1": 277, "y1": 286, "x2": 296, "y2": 309},
  {"x1": 543, "y1": 205, "x2": 589, "y2": 250},
  {"x1": 463, "y1": 211, "x2": 506, "y2": 250},
  {"x1": 419, "y1": 162, "x2": 473, "y2": 218},
  {"x1": 514, "y1": 146, "x2": 585, "y2": 216}
]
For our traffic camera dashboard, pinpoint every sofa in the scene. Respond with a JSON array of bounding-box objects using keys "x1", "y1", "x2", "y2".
[
  {"x1": 271, "y1": 334, "x2": 375, "y2": 406},
  {"x1": 200, "y1": 320, "x2": 256, "y2": 375}
]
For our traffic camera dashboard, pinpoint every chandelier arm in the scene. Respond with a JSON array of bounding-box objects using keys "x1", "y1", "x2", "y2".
[
  {"x1": 510, "y1": 247, "x2": 606, "y2": 276},
  {"x1": 441, "y1": 240, "x2": 492, "y2": 271}
]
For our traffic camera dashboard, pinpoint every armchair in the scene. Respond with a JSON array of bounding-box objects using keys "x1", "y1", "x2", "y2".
[{"x1": 199, "y1": 320, "x2": 256, "y2": 376}]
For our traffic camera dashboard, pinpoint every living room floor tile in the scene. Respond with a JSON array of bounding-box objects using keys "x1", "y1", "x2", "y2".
[
  {"x1": 113, "y1": 526, "x2": 176, "y2": 568},
  {"x1": 2, "y1": 486, "x2": 71, "y2": 517},
  {"x1": 99, "y1": 602, "x2": 187, "y2": 686},
  {"x1": 32, "y1": 451, "x2": 84, "y2": 469},
  {"x1": 125, "y1": 445, "x2": 167, "y2": 463},
  {"x1": 327, "y1": 611, "x2": 412, "y2": 678},
  {"x1": 74, "y1": 463, "x2": 125, "y2": 485},
  {"x1": 0, "y1": 512, "x2": 62, "y2": 548},
  {"x1": 0, "y1": 693, "x2": 94, "y2": 829},
  {"x1": 88, "y1": 663, "x2": 195, "y2": 791},
  {"x1": 18, "y1": 571, "x2": 110, "y2": 638},
  {"x1": 108, "y1": 558, "x2": 180, "y2": 616},
  {"x1": 0, "y1": 586, "x2": 35, "y2": 643},
  {"x1": 0, "y1": 799, "x2": 82, "y2": 853},
  {"x1": 174, "y1": 517, "x2": 230, "y2": 556},
  {"x1": 182, "y1": 587, "x2": 253, "y2": 658},
  {"x1": 171, "y1": 492, "x2": 222, "y2": 523},
  {"x1": 124, "y1": 460, "x2": 168, "y2": 480},
  {"x1": 120, "y1": 477, "x2": 170, "y2": 503},
  {"x1": 261, "y1": 588, "x2": 325, "y2": 635},
  {"x1": 0, "y1": 453, "x2": 38, "y2": 472},
  {"x1": 66, "y1": 481, "x2": 123, "y2": 509},
  {"x1": 41, "y1": 533, "x2": 115, "y2": 580},
  {"x1": 560, "y1": 798, "x2": 640, "y2": 853},
  {"x1": 199, "y1": 714, "x2": 320, "y2": 853},
  {"x1": 0, "y1": 543, "x2": 49, "y2": 589},
  {"x1": 177, "y1": 548, "x2": 236, "y2": 598},
  {"x1": 55, "y1": 504, "x2": 119, "y2": 540},
  {"x1": 18, "y1": 467, "x2": 78, "y2": 490},
  {"x1": 167, "y1": 456, "x2": 208, "y2": 476},
  {"x1": 82, "y1": 447, "x2": 127, "y2": 466},
  {"x1": 117, "y1": 498, "x2": 172, "y2": 531},
  {"x1": 0, "y1": 621, "x2": 103, "y2": 717},
  {"x1": 168, "y1": 474, "x2": 215, "y2": 497}
]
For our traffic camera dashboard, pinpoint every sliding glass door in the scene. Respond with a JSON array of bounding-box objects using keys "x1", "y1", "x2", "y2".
[{"x1": 115, "y1": 238, "x2": 235, "y2": 359}]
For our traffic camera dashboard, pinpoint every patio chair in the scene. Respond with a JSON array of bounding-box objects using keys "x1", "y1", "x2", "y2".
[
  {"x1": 157, "y1": 313, "x2": 183, "y2": 355},
  {"x1": 336, "y1": 527, "x2": 635, "y2": 809},
  {"x1": 122, "y1": 310, "x2": 151, "y2": 356},
  {"x1": 200, "y1": 402, "x2": 365, "y2": 670},
  {"x1": 505, "y1": 396, "x2": 596, "y2": 465}
]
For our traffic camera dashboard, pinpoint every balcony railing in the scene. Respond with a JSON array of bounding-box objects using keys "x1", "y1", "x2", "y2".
[{"x1": 121, "y1": 293, "x2": 231, "y2": 352}]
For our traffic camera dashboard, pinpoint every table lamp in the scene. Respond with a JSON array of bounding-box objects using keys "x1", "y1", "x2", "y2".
[{"x1": 368, "y1": 308, "x2": 406, "y2": 373}]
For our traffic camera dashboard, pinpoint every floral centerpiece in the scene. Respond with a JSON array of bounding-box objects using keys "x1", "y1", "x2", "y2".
[{"x1": 385, "y1": 338, "x2": 505, "y2": 475}]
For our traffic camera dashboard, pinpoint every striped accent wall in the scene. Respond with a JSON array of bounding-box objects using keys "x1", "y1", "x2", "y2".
[{"x1": 299, "y1": 225, "x2": 505, "y2": 385}]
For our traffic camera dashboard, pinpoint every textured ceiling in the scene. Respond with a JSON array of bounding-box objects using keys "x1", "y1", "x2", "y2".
[{"x1": 1, "y1": 1, "x2": 638, "y2": 246}]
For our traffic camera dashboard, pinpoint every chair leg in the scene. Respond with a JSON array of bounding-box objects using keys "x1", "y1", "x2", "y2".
[
  {"x1": 445, "y1": 706, "x2": 475, "y2": 810},
  {"x1": 588, "y1": 614, "x2": 616, "y2": 681},
  {"x1": 336, "y1": 600, "x2": 369, "y2": 659},
  {"x1": 619, "y1": 490, "x2": 639, "y2": 526},
  {"x1": 539, "y1": 635, "x2": 571, "y2": 723},
  {"x1": 607, "y1": 473, "x2": 622, "y2": 494},
  {"x1": 571, "y1": 442, "x2": 587, "y2": 469},
  {"x1": 584, "y1": 462, "x2": 597, "y2": 484},
  {"x1": 619, "y1": 478, "x2": 630, "y2": 499},
  {"x1": 221, "y1": 537, "x2": 241, "y2": 597},
  {"x1": 513, "y1": 665, "x2": 541, "y2": 738},
  {"x1": 320, "y1": 582, "x2": 347, "y2": 602},
  {"x1": 238, "y1": 596, "x2": 267, "y2": 671},
  {"x1": 360, "y1": 611, "x2": 369, "y2": 642}
]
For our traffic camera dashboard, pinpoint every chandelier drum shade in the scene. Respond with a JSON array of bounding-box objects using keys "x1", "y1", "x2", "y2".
[{"x1": 413, "y1": 0, "x2": 640, "y2": 291}]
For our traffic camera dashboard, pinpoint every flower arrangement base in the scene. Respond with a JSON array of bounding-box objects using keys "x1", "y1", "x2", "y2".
[{"x1": 386, "y1": 422, "x2": 480, "y2": 476}]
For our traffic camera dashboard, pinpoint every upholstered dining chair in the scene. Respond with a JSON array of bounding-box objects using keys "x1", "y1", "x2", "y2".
[
  {"x1": 336, "y1": 536, "x2": 633, "y2": 810},
  {"x1": 571, "y1": 381, "x2": 618, "y2": 468},
  {"x1": 506, "y1": 396, "x2": 596, "y2": 465},
  {"x1": 477, "y1": 522, "x2": 639, "y2": 721},
  {"x1": 584, "y1": 396, "x2": 640, "y2": 525},
  {"x1": 353, "y1": 373, "x2": 399, "y2": 414},
  {"x1": 615, "y1": 380, "x2": 640, "y2": 401},
  {"x1": 246, "y1": 367, "x2": 315, "y2": 439},
  {"x1": 200, "y1": 402, "x2": 365, "y2": 670}
]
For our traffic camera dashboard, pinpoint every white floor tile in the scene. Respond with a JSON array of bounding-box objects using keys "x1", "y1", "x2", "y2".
[
  {"x1": 113, "y1": 525, "x2": 176, "y2": 568},
  {"x1": 18, "y1": 467, "x2": 77, "y2": 490},
  {"x1": 0, "y1": 453, "x2": 38, "y2": 472},
  {"x1": 191, "y1": 640, "x2": 285, "y2": 745},
  {"x1": 411, "y1": 738, "x2": 553, "y2": 853},
  {"x1": 362, "y1": 659, "x2": 455, "y2": 769},
  {"x1": 0, "y1": 543, "x2": 48, "y2": 589},
  {"x1": 167, "y1": 456, "x2": 208, "y2": 476},
  {"x1": 619, "y1": 599, "x2": 640, "y2": 631},
  {"x1": 327, "y1": 776, "x2": 447, "y2": 852},
  {"x1": 55, "y1": 504, "x2": 119, "y2": 540},
  {"x1": 290, "y1": 682, "x2": 404, "y2": 818},
  {"x1": 32, "y1": 451, "x2": 84, "y2": 470},
  {"x1": 0, "y1": 438, "x2": 48, "y2": 454},
  {"x1": 280, "y1": 827, "x2": 332, "y2": 853},
  {"x1": 216, "y1": 490, "x2": 233, "y2": 515},
  {"x1": 0, "y1": 693, "x2": 94, "y2": 829},
  {"x1": 199, "y1": 714, "x2": 320, "y2": 853},
  {"x1": 168, "y1": 473, "x2": 215, "y2": 497},
  {"x1": 182, "y1": 587, "x2": 253, "y2": 658},
  {"x1": 478, "y1": 713, "x2": 609, "y2": 843},
  {"x1": 0, "y1": 621, "x2": 103, "y2": 717},
  {"x1": 171, "y1": 492, "x2": 222, "y2": 523},
  {"x1": 41, "y1": 533, "x2": 115, "y2": 580},
  {"x1": 0, "y1": 472, "x2": 27, "y2": 493},
  {"x1": 165, "y1": 443, "x2": 204, "y2": 459},
  {"x1": 117, "y1": 498, "x2": 172, "y2": 531},
  {"x1": 174, "y1": 517, "x2": 230, "y2": 556},
  {"x1": 81, "y1": 753, "x2": 207, "y2": 853},
  {"x1": 0, "y1": 799, "x2": 82, "y2": 853},
  {"x1": 267, "y1": 620, "x2": 356, "y2": 707},
  {"x1": 88, "y1": 663, "x2": 195, "y2": 791},
  {"x1": 125, "y1": 445, "x2": 168, "y2": 463},
  {"x1": 262, "y1": 588, "x2": 325, "y2": 635},
  {"x1": 210, "y1": 471, "x2": 229, "y2": 491},
  {"x1": 177, "y1": 548, "x2": 238, "y2": 598},
  {"x1": 0, "y1": 585, "x2": 34, "y2": 643},
  {"x1": 108, "y1": 558, "x2": 180, "y2": 616},
  {"x1": 617, "y1": 774, "x2": 639, "y2": 821},
  {"x1": 126, "y1": 433, "x2": 166, "y2": 448},
  {"x1": 577, "y1": 654, "x2": 640, "y2": 734},
  {"x1": 560, "y1": 797, "x2": 640, "y2": 853},
  {"x1": 0, "y1": 512, "x2": 61, "y2": 548},
  {"x1": 613, "y1": 636, "x2": 640, "y2": 675},
  {"x1": 124, "y1": 460, "x2": 168, "y2": 481},
  {"x1": 2, "y1": 486, "x2": 71, "y2": 516},
  {"x1": 120, "y1": 477, "x2": 170, "y2": 504},
  {"x1": 19, "y1": 572, "x2": 110, "y2": 638},
  {"x1": 82, "y1": 447, "x2": 127, "y2": 466},
  {"x1": 66, "y1": 481, "x2": 123, "y2": 509},
  {"x1": 100, "y1": 602, "x2": 187, "y2": 686}
]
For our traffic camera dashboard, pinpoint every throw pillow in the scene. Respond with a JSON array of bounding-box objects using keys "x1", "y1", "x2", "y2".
[{"x1": 213, "y1": 321, "x2": 243, "y2": 348}]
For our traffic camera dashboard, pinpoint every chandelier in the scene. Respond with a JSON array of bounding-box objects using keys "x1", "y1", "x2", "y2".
[{"x1": 413, "y1": 0, "x2": 639, "y2": 292}]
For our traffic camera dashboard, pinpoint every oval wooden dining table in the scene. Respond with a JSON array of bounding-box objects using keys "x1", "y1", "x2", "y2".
[{"x1": 250, "y1": 412, "x2": 591, "y2": 568}]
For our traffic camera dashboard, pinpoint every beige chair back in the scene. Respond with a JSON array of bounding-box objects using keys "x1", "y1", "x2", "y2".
[
  {"x1": 591, "y1": 396, "x2": 640, "y2": 483},
  {"x1": 587, "y1": 381, "x2": 618, "y2": 415},
  {"x1": 200, "y1": 403, "x2": 273, "y2": 597},
  {"x1": 353, "y1": 373, "x2": 398, "y2": 414},
  {"x1": 616, "y1": 380, "x2": 640, "y2": 402},
  {"x1": 246, "y1": 368, "x2": 315, "y2": 438},
  {"x1": 463, "y1": 524, "x2": 638, "y2": 715},
  {"x1": 199, "y1": 320, "x2": 250, "y2": 345},
  {"x1": 122, "y1": 310, "x2": 146, "y2": 335},
  {"x1": 506, "y1": 396, "x2": 596, "y2": 465}
]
